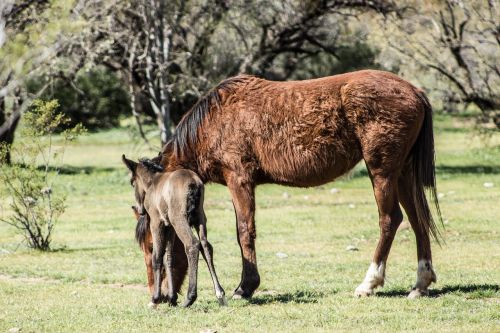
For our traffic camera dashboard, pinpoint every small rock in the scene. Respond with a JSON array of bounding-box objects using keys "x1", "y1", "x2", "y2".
[
  {"x1": 200, "y1": 329, "x2": 217, "y2": 333},
  {"x1": 437, "y1": 193, "x2": 445, "y2": 199},
  {"x1": 303, "y1": 195, "x2": 310, "y2": 200},
  {"x1": 8, "y1": 328, "x2": 21, "y2": 333},
  {"x1": 330, "y1": 188, "x2": 340, "y2": 194},
  {"x1": 282, "y1": 192, "x2": 290, "y2": 199},
  {"x1": 346, "y1": 245, "x2": 358, "y2": 251},
  {"x1": 483, "y1": 182, "x2": 494, "y2": 188},
  {"x1": 276, "y1": 252, "x2": 288, "y2": 259},
  {"x1": 348, "y1": 204, "x2": 356, "y2": 209}
]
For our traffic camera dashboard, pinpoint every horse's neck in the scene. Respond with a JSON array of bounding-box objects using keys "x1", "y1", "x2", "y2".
[{"x1": 166, "y1": 153, "x2": 198, "y2": 174}]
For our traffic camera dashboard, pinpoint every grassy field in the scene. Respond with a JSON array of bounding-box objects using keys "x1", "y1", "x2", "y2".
[{"x1": 0, "y1": 114, "x2": 499, "y2": 332}]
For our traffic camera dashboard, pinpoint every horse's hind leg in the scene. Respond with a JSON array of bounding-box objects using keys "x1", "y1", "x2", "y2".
[
  {"x1": 355, "y1": 172, "x2": 403, "y2": 297},
  {"x1": 171, "y1": 217, "x2": 200, "y2": 307},
  {"x1": 163, "y1": 226, "x2": 177, "y2": 305},
  {"x1": 196, "y1": 213, "x2": 227, "y2": 306},
  {"x1": 398, "y1": 175, "x2": 436, "y2": 298},
  {"x1": 150, "y1": 221, "x2": 167, "y2": 305}
]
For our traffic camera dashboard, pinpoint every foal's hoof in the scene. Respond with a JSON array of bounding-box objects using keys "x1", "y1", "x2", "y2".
[
  {"x1": 217, "y1": 295, "x2": 228, "y2": 306},
  {"x1": 354, "y1": 286, "x2": 374, "y2": 297},
  {"x1": 408, "y1": 288, "x2": 429, "y2": 299},
  {"x1": 148, "y1": 302, "x2": 159, "y2": 309}
]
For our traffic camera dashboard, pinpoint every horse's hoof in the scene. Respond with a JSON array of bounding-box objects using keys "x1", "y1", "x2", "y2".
[
  {"x1": 232, "y1": 293, "x2": 243, "y2": 300},
  {"x1": 233, "y1": 286, "x2": 253, "y2": 299},
  {"x1": 218, "y1": 295, "x2": 228, "y2": 306},
  {"x1": 148, "y1": 302, "x2": 158, "y2": 309},
  {"x1": 408, "y1": 288, "x2": 429, "y2": 299},
  {"x1": 354, "y1": 286, "x2": 374, "y2": 297},
  {"x1": 182, "y1": 301, "x2": 193, "y2": 308}
]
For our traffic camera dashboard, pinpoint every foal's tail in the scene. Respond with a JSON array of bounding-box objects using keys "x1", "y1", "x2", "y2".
[
  {"x1": 406, "y1": 91, "x2": 443, "y2": 243},
  {"x1": 186, "y1": 182, "x2": 203, "y2": 226}
]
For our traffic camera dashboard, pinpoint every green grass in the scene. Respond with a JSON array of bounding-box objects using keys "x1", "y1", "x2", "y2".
[{"x1": 0, "y1": 114, "x2": 499, "y2": 332}]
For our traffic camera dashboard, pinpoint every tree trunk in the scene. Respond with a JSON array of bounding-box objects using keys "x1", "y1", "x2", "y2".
[
  {"x1": 0, "y1": 90, "x2": 23, "y2": 164},
  {"x1": 0, "y1": 110, "x2": 21, "y2": 165}
]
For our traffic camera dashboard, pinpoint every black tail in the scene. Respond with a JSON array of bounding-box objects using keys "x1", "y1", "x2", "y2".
[
  {"x1": 186, "y1": 183, "x2": 203, "y2": 226},
  {"x1": 408, "y1": 91, "x2": 443, "y2": 243}
]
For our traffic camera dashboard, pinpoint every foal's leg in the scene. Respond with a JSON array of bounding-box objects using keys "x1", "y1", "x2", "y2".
[
  {"x1": 196, "y1": 213, "x2": 227, "y2": 306},
  {"x1": 171, "y1": 217, "x2": 200, "y2": 307},
  {"x1": 163, "y1": 226, "x2": 177, "y2": 305},
  {"x1": 150, "y1": 221, "x2": 167, "y2": 305},
  {"x1": 398, "y1": 176, "x2": 437, "y2": 298},
  {"x1": 355, "y1": 173, "x2": 403, "y2": 296},
  {"x1": 226, "y1": 174, "x2": 260, "y2": 299}
]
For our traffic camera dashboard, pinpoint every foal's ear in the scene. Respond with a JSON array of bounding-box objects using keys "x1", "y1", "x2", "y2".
[{"x1": 122, "y1": 154, "x2": 138, "y2": 174}]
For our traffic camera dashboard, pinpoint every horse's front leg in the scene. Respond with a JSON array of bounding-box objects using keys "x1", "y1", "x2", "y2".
[
  {"x1": 143, "y1": 244, "x2": 154, "y2": 295},
  {"x1": 196, "y1": 214, "x2": 227, "y2": 306},
  {"x1": 226, "y1": 173, "x2": 260, "y2": 299}
]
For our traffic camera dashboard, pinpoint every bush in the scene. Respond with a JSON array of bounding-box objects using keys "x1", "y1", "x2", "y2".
[
  {"x1": 0, "y1": 100, "x2": 84, "y2": 250},
  {"x1": 29, "y1": 67, "x2": 130, "y2": 131}
]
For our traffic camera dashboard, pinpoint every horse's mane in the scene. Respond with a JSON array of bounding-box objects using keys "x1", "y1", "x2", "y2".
[{"x1": 171, "y1": 74, "x2": 256, "y2": 158}]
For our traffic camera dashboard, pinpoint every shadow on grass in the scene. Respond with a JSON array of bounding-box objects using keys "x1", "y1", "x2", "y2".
[
  {"x1": 376, "y1": 284, "x2": 499, "y2": 298},
  {"x1": 436, "y1": 165, "x2": 500, "y2": 175},
  {"x1": 13, "y1": 163, "x2": 118, "y2": 175},
  {"x1": 346, "y1": 164, "x2": 499, "y2": 180},
  {"x1": 51, "y1": 245, "x2": 121, "y2": 253},
  {"x1": 248, "y1": 290, "x2": 327, "y2": 305},
  {"x1": 45, "y1": 165, "x2": 117, "y2": 175}
]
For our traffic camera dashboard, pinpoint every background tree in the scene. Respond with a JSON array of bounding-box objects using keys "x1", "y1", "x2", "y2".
[
  {"x1": 0, "y1": 0, "x2": 86, "y2": 163},
  {"x1": 377, "y1": 0, "x2": 499, "y2": 127}
]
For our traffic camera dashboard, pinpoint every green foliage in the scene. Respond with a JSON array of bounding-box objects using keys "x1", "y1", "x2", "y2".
[
  {"x1": 29, "y1": 68, "x2": 131, "y2": 131},
  {"x1": 0, "y1": 99, "x2": 84, "y2": 250}
]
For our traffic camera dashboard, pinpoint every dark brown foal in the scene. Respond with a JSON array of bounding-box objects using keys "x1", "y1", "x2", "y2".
[
  {"x1": 124, "y1": 156, "x2": 227, "y2": 307},
  {"x1": 131, "y1": 206, "x2": 188, "y2": 297}
]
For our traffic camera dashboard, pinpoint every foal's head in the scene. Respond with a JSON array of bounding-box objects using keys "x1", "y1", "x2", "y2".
[{"x1": 122, "y1": 155, "x2": 164, "y2": 215}]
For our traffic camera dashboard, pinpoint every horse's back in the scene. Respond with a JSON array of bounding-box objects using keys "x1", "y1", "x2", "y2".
[{"x1": 198, "y1": 70, "x2": 428, "y2": 186}]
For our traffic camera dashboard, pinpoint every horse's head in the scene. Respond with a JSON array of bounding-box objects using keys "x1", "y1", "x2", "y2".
[{"x1": 122, "y1": 155, "x2": 164, "y2": 215}]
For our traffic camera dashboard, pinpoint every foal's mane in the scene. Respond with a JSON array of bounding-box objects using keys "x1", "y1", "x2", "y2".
[{"x1": 172, "y1": 74, "x2": 256, "y2": 158}]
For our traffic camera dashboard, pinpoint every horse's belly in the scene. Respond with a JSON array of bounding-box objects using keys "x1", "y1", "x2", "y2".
[{"x1": 257, "y1": 141, "x2": 362, "y2": 187}]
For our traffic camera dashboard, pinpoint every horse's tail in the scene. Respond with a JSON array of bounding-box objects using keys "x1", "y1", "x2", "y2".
[{"x1": 406, "y1": 91, "x2": 443, "y2": 243}]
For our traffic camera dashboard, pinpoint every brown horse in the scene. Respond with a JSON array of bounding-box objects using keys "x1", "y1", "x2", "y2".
[
  {"x1": 131, "y1": 205, "x2": 187, "y2": 297},
  {"x1": 159, "y1": 69, "x2": 442, "y2": 299},
  {"x1": 124, "y1": 156, "x2": 227, "y2": 307}
]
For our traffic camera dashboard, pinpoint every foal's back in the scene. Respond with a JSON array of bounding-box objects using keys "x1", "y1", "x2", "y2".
[{"x1": 155, "y1": 169, "x2": 204, "y2": 225}]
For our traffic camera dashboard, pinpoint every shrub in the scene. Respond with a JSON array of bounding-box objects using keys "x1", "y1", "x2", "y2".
[{"x1": 0, "y1": 100, "x2": 84, "y2": 250}]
